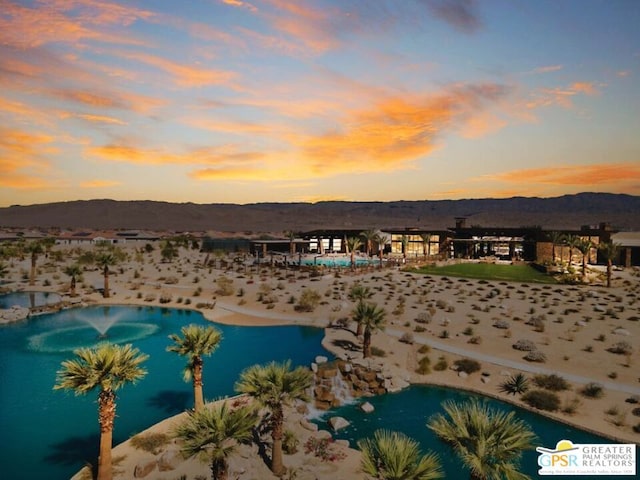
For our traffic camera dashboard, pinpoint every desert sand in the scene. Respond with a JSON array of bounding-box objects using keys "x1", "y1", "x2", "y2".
[{"x1": 1, "y1": 243, "x2": 639, "y2": 479}]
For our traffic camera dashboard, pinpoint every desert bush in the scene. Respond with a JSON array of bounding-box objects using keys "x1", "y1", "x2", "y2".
[
  {"x1": 295, "y1": 289, "x2": 321, "y2": 312},
  {"x1": 433, "y1": 356, "x2": 448, "y2": 371},
  {"x1": 493, "y1": 319, "x2": 510, "y2": 329},
  {"x1": 522, "y1": 389, "x2": 560, "y2": 411},
  {"x1": 283, "y1": 429, "x2": 299, "y2": 455},
  {"x1": 414, "y1": 325, "x2": 426, "y2": 333},
  {"x1": 418, "y1": 344, "x2": 430, "y2": 354},
  {"x1": 523, "y1": 350, "x2": 547, "y2": 363},
  {"x1": 415, "y1": 355, "x2": 431, "y2": 375},
  {"x1": 214, "y1": 276, "x2": 234, "y2": 296},
  {"x1": 533, "y1": 374, "x2": 570, "y2": 391},
  {"x1": 581, "y1": 382, "x2": 605, "y2": 399},
  {"x1": 453, "y1": 358, "x2": 481, "y2": 374},
  {"x1": 512, "y1": 339, "x2": 537, "y2": 351},
  {"x1": 468, "y1": 335, "x2": 482, "y2": 345},
  {"x1": 498, "y1": 373, "x2": 529, "y2": 396},
  {"x1": 399, "y1": 332, "x2": 414, "y2": 344},
  {"x1": 562, "y1": 395, "x2": 582, "y2": 415},
  {"x1": 439, "y1": 329, "x2": 449, "y2": 339},
  {"x1": 303, "y1": 437, "x2": 346, "y2": 462},
  {"x1": 159, "y1": 292, "x2": 172, "y2": 304},
  {"x1": 130, "y1": 432, "x2": 170, "y2": 454},
  {"x1": 415, "y1": 312, "x2": 432, "y2": 324},
  {"x1": 608, "y1": 341, "x2": 633, "y2": 355},
  {"x1": 370, "y1": 346, "x2": 386, "y2": 357}
]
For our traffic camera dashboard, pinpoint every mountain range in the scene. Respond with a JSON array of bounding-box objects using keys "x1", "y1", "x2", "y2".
[{"x1": 1, "y1": 193, "x2": 639, "y2": 233}]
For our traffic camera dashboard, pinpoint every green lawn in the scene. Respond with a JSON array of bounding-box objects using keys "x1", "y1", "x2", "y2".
[{"x1": 408, "y1": 262, "x2": 558, "y2": 284}]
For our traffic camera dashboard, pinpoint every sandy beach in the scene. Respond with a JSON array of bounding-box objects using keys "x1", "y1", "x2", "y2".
[{"x1": 1, "y1": 243, "x2": 638, "y2": 478}]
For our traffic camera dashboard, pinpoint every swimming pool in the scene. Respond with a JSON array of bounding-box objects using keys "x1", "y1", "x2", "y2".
[
  {"x1": 300, "y1": 255, "x2": 379, "y2": 268},
  {"x1": 0, "y1": 305, "x2": 328, "y2": 479}
]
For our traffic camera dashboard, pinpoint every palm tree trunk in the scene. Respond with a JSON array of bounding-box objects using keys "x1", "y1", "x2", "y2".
[
  {"x1": 70, "y1": 276, "x2": 77, "y2": 296},
  {"x1": 30, "y1": 254, "x2": 36, "y2": 286},
  {"x1": 356, "y1": 320, "x2": 364, "y2": 337},
  {"x1": 98, "y1": 389, "x2": 116, "y2": 480},
  {"x1": 193, "y1": 357, "x2": 204, "y2": 412},
  {"x1": 103, "y1": 267, "x2": 110, "y2": 298},
  {"x1": 606, "y1": 260, "x2": 612, "y2": 288},
  {"x1": 363, "y1": 328, "x2": 372, "y2": 358},
  {"x1": 271, "y1": 406, "x2": 285, "y2": 476},
  {"x1": 211, "y1": 458, "x2": 228, "y2": 480}
]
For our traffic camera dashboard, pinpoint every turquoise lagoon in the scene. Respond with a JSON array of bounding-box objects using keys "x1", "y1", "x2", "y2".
[
  {"x1": 322, "y1": 385, "x2": 636, "y2": 479},
  {"x1": 0, "y1": 304, "x2": 328, "y2": 480},
  {"x1": 0, "y1": 290, "x2": 61, "y2": 309}
]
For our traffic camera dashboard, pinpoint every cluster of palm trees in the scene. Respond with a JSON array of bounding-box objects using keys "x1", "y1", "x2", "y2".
[
  {"x1": 349, "y1": 284, "x2": 387, "y2": 358},
  {"x1": 54, "y1": 324, "x2": 314, "y2": 480},
  {"x1": 547, "y1": 232, "x2": 621, "y2": 286}
]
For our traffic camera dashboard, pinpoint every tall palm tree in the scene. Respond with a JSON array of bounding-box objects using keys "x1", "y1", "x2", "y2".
[
  {"x1": 235, "y1": 360, "x2": 313, "y2": 476},
  {"x1": 547, "y1": 231, "x2": 565, "y2": 263},
  {"x1": 346, "y1": 236, "x2": 363, "y2": 270},
  {"x1": 564, "y1": 234, "x2": 580, "y2": 267},
  {"x1": 598, "y1": 241, "x2": 621, "y2": 288},
  {"x1": 54, "y1": 343, "x2": 148, "y2": 480},
  {"x1": 349, "y1": 285, "x2": 374, "y2": 335},
  {"x1": 352, "y1": 302, "x2": 387, "y2": 357},
  {"x1": 173, "y1": 400, "x2": 258, "y2": 480},
  {"x1": 420, "y1": 233, "x2": 432, "y2": 258},
  {"x1": 0, "y1": 262, "x2": 8, "y2": 279},
  {"x1": 96, "y1": 252, "x2": 116, "y2": 298},
  {"x1": 167, "y1": 324, "x2": 223, "y2": 412},
  {"x1": 24, "y1": 240, "x2": 43, "y2": 286},
  {"x1": 359, "y1": 429, "x2": 443, "y2": 480},
  {"x1": 575, "y1": 238, "x2": 594, "y2": 282},
  {"x1": 360, "y1": 229, "x2": 377, "y2": 257},
  {"x1": 64, "y1": 264, "x2": 82, "y2": 296},
  {"x1": 428, "y1": 399, "x2": 537, "y2": 480},
  {"x1": 284, "y1": 230, "x2": 297, "y2": 255},
  {"x1": 374, "y1": 233, "x2": 389, "y2": 269},
  {"x1": 401, "y1": 235, "x2": 409, "y2": 261}
]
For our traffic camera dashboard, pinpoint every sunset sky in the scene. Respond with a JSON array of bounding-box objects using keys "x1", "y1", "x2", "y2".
[{"x1": 1, "y1": 0, "x2": 639, "y2": 207}]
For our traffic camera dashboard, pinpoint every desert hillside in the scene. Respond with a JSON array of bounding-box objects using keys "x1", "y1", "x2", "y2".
[{"x1": 1, "y1": 193, "x2": 639, "y2": 232}]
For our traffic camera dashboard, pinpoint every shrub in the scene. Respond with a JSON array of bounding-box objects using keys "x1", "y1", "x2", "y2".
[
  {"x1": 562, "y1": 395, "x2": 582, "y2": 415},
  {"x1": 581, "y1": 382, "x2": 605, "y2": 399},
  {"x1": 439, "y1": 329, "x2": 449, "y2": 339},
  {"x1": 493, "y1": 319, "x2": 510, "y2": 329},
  {"x1": 215, "y1": 276, "x2": 234, "y2": 296},
  {"x1": 304, "y1": 437, "x2": 346, "y2": 462},
  {"x1": 533, "y1": 374, "x2": 570, "y2": 392},
  {"x1": 498, "y1": 373, "x2": 530, "y2": 396},
  {"x1": 415, "y1": 312, "x2": 432, "y2": 324},
  {"x1": 415, "y1": 356, "x2": 431, "y2": 375},
  {"x1": 417, "y1": 344, "x2": 430, "y2": 354},
  {"x1": 370, "y1": 346, "x2": 386, "y2": 357},
  {"x1": 433, "y1": 356, "x2": 448, "y2": 371},
  {"x1": 522, "y1": 389, "x2": 560, "y2": 411},
  {"x1": 130, "y1": 432, "x2": 170, "y2": 454},
  {"x1": 295, "y1": 289, "x2": 321, "y2": 312},
  {"x1": 608, "y1": 341, "x2": 633, "y2": 355},
  {"x1": 468, "y1": 335, "x2": 482, "y2": 345},
  {"x1": 453, "y1": 358, "x2": 481, "y2": 374},
  {"x1": 524, "y1": 350, "x2": 547, "y2": 363},
  {"x1": 282, "y1": 429, "x2": 299, "y2": 454},
  {"x1": 400, "y1": 332, "x2": 414, "y2": 344},
  {"x1": 513, "y1": 339, "x2": 536, "y2": 351}
]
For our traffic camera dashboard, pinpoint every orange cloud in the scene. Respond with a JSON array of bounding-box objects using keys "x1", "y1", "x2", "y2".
[
  {"x1": 117, "y1": 51, "x2": 239, "y2": 88},
  {"x1": 86, "y1": 144, "x2": 184, "y2": 165},
  {"x1": 221, "y1": 0, "x2": 257, "y2": 12},
  {"x1": 484, "y1": 163, "x2": 640, "y2": 186},
  {"x1": 0, "y1": 127, "x2": 58, "y2": 189},
  {"x1": 79, "y1": 179, "x2": 122, "y2": 188},
  {"x1": 50, "y1": 88, "x2": 166, "y2": 113},
  {"x1": 0, "y1": 0, "x2": 153, "y2": 48},
  {"x1": 74, "y1": 113, "x2": 127, "y2": 125}
]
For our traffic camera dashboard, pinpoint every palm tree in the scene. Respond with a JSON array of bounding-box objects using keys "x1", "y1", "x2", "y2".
[
  {"x1": 284, "y1": 230, "x2": 297, "y2": 255},
  {"x1": 0, "y1": 262, "x2": 8, "y2": 279},
  {"x1": 547, "y1": 231, "x2": 565, "y2": 263},
  {"x1": 54, "y1": 343, "x2": 148, "y2": 480},
  {"x1": 598, "y1": 241, "x2": 621, "y2": 288},
  {"x1": 564, "y1": 234, "x2": 580, "y2": 267},
  {"x1": 64, "y1": 264, "x2": 82, "y2": 296},
  {"x1": 346, "y1": 236, "x2": 363, "y2": 270},
  {"x1": 575, "y1": 238, "x2": 594, "y2": 282},
  {"x1": 359, "y1": 429, "x2": 443, "y2": 480},
  {"x1": 235, "y1": 360, "x2": 313, "y2": 476},
  {"x1": 420, "y1": 233, "x2": 432, "y2": 258},
  {"x1": 349, "y1": 285, "x2": 373, "y2": 335},
  {"x1": 352, "y1": 302, "x2": 386, "y2": 358},
  {"x1": 360, "y1": 229, "x2": 377, "y2": 257},
  {"x1": 96, "y1": 252, "x2": 116, "y2": 298},
  {"x1": 428, "y1": 399, "x2": 537, "y2": 480},
  {"x1": 173, "y1": 400, "x2": 258, "y2": 480},
  {"x1": 498, "y1": 373, "x2": 530, "y2": 396},
  {"x1": 167, "y1": 324, "x2": 223, "y2": 412},
  {"x1": 374, "y1": 233, "x2": 389, "y2": 269},
  {"x1": 401, "y1": 235, "x2": 409, "y2": 261},
  {"x1": 161, "y1": 240, "x2": 178, "y2": 263},
  {"x1": 24, "y1": 240, "x2": 43, "y2": 286}
]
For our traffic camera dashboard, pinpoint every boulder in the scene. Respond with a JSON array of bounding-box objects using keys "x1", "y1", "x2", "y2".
[
  {"x1": 315, "y1": 355, "x2": 328, "y2": 364},
  {"x1": 359, "y1": 402, "x2": 375, "y2": 413},
  {"x1": 481, "y1": 376, "x2": 491, "y2": 384},
  {"x1": 328, "y1": 416, "x2": 350, "y2": 431},
  {"x1": 300, "y1": 417, "x2": 319, "y2": 432},
  {"x1": 342, "y1": 363, "x2": 352, "y2": 373},
  {"x1": 157, "y1": 448, "x2": 182, "y2": 471},
  {"x1": 133, "y1": 459, "x2": 156, "y2": 478},
  {"x1": 310, "y1": 362, "x2": 318, "y2": 373},
  {"x1": 458, "y1": 371, "x2": 468, "y2": 379}
]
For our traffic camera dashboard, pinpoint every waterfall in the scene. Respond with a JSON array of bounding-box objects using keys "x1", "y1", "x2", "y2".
[{"x1": 331, "y1": 370, "x2": 355, "y2": 406}]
